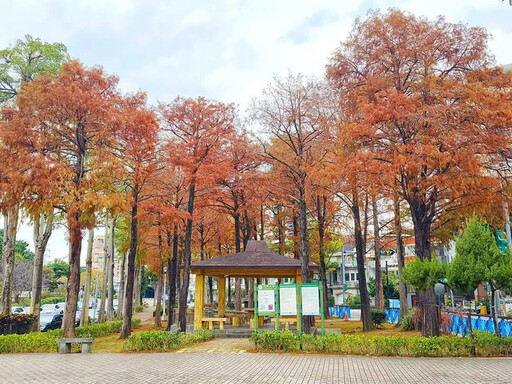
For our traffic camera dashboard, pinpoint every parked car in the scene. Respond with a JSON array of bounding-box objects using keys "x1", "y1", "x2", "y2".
[
  {"x1": 23, "y1": 307, "x2": 31, "y2": 314},
  {"x1": 55, "y1": 302, "x2": 66, "y2": 314},
  {"x1": 11, "y1": 306, "x2": 24, "y2": 314},
  {"x1": 40, "y1": 313, "x2": 63, "y2": 332},
  {"x1": 41, "y1": 304, "x2": 59, "y2": 314}
]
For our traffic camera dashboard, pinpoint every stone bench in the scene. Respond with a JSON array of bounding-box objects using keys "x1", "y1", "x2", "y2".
[
  {"x1": 202, "y1": 317, "x2": 228, "y2": 330},
  {"x1": 57, "y1": 338, "x2": 95, "y2": 354}
]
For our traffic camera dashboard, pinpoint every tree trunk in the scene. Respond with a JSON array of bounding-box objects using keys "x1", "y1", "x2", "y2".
[
  {"x1": 166, "y1": 225, "x2": 178, "y2": 330},
  {"x1": 298, "y1": 179, "x2": 313, "y2": 333},
  {"x1": 491, "y1": 287, "x2": 501, "y2": 337},
  {"x1": 409, "y1": 199, "x2": 440, "y2": 337},
  {"x1": 98, "y1": 221, "x2": 109, "y2": 323},
  {"x1": 227, "y1": 277, "x2": 231, "y2": 305},
  {"x1": 292, "y1": 211, "x2": 299, "y2": 260},
  {"x1": 31, "y1": 213, "x2": 53, "y2": 330},
  {"x1": 106, "y1": 218, "x2": 116, "y2": 321},
  {"x1": 394, "y1": 199, "x2": 408, "y2": 319},
  {"x1": 316, "y1": 195, "x2": 329, "y2": 319},
  {"x1": 351, "y1": 188, "x2": 374, "y2": 331},
  {"x1": 118, "y1": 251, "x2": 126, "y2": 320},
  {"x1": 63, "y1": 210, "x2": 83, "y2": 338},
  {"x1": 260, "y1": 204, "x2": 265, "y2": 240},
  {"x1": 155, "y1": 261, "x2": 163, "y2": 328},
  {"x1": 120, "y1": 200, "x2": 138, "y2": 339},
  {"x1": 208, "y1": 277, "x2": 214, "y2": 304},
  {"x1": 372, "y1": 196, "x2": 384, "y2": 310},
  {"x1": 1, "y1": 206, "x2": 19, "y2": 313},
  {"x1": 179, "y1": 180, "x2": 196, "y2": 332},
  {"x1": 234, "y1": 211, "x2": 242, "y2": 311},
  {"x1": 80, "y1": 227, "x2": 93, "y2": 327}
]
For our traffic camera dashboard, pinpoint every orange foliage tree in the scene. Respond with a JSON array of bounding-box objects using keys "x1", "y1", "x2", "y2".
[
  {"x1": 327, "y1": 9, "x2": 512, "y2": 336},
  {"x1": 1, "y1": 61, "x2": 121, "y2": 337},
  {"x1": 160, "y1": 97, "x2": 235, "y2": 331}
]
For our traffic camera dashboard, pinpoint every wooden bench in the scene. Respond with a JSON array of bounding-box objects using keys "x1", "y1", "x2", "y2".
[
  {"x1": 202, "y1": 317, "x2": 228, "y2": 330},
  {"x1": 271, "y1": 317, "x2": 297, "y2": 330},
  {"x1": 57, "y1": 338, "x2": 95, "y2": 354}
]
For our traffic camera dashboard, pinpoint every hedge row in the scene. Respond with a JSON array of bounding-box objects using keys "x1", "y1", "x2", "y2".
[
  {"x1": 250, "y1": 331, "x2": 512, "y2": 357},
  {"x1": 122, "y1": 329, "x2": 214, "y2": 352},
  {"x1": 0, "y1": 318, "x2": 141, "y2": 353}
]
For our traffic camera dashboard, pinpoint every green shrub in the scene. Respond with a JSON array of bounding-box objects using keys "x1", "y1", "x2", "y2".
[
  {"x1": 135, "y1": 305, "x2": 144, "y2": 313},
  {"x1": 249, "y1": 331, "x2": 512, "y2": 357},
  {"x1": 346, "y1": 296, "x2": 361, "y2": 309},
  {"x1": 399, "y1": 309, "x2": 416, "y2": 331},
  {"x1": 327, "y1": 295, "x2": 335, "y2": 307},
  {"x1": 371, "y1": 310, "x2": 386, "y2": 328},
  {"x1": 41, "y1": 296, "x2": 66, "y2": 305},
  {"x1": 75, "y1": 318, "x2": 141, "y2": 338},
  {"x1": 122, "y1": 329, "x2": 214, "y2": 351},
  {"x1": 250, "y1": 330, "x2": 297, "y2": 352},
  {"x1": 13, "y1": 298, "x2": 31, "y2": 307},
  {"x1": 0, "y1": 318, "x2": 140, "y2": 353}
]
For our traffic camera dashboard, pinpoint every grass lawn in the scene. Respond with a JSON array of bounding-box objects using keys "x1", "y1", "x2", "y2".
[
  {"x1": 316, "y1": 319, "x2": 420, "y2": 337},
  {"x1": 93, "y1": 323, "x2": 163, "y2": 353}
]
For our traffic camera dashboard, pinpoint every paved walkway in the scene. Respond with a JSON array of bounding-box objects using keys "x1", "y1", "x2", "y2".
[{"x1": 1, "y1": 350, "x2": 511, "y2": 383}]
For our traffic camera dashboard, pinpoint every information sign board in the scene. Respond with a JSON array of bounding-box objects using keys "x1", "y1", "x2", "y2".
[
  {"x1": 301, "y1": 284, "x2": 320, "y2": 316},
  {"x1": 279, "y1": 285, "x2": 297, "y2": 316},
  {"x1": 257, "y1": 285, "x2": 275, "y2": 315}
]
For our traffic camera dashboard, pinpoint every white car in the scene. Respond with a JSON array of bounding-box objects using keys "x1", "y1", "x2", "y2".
[
  {"x1": 41, "y1": 304, "x2": 59, "y2": 314},
  {"x1": 11, "y1": 306, "x2": 24, "y2": 314}
]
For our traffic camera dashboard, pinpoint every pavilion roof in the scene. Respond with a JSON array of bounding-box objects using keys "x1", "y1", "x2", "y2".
[{"x1": 191, "y1": 240, "x2": 317, "y2": 277}]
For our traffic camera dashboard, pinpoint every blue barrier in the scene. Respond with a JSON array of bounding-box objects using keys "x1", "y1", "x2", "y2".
[
  {"x1": 384, "y1": 309, "x2": 512, "y2": 337},
  {"x1": 328, "y1": 306, "x2": 351, "y2": 319},
  {"x1": 384, "y1": 308, "x2": 400, "y2": 323}
]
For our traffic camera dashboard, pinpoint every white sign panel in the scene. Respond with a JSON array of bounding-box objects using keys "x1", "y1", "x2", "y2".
[
  {"x1": 279, "y1": 286, "x2": 297, "y2": 316},
  {"x1": 301, "y1": 286, "x2": 320, "y2": 316},
  {"x1": 257, "y1": 286, "x2": 275, "y2": 314}
]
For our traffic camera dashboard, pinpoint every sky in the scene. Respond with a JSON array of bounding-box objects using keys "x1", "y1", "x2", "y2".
[{"x1": 2, "y1": 0, "x2": 511, "y2": 263}]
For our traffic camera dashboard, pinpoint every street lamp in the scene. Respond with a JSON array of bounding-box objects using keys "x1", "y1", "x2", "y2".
[{"x1": 162, "y1": 266, "x2": 168, "y2": 322}]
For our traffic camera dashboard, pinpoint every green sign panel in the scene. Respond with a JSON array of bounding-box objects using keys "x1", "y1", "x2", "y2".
[{"x1": 257, "y1": 284, "x2": 275, "y2": 315}]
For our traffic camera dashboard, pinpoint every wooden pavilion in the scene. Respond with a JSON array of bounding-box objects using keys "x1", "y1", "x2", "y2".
[{"x1": 190, "y1": 240, "x2": 317, "y2": 330}]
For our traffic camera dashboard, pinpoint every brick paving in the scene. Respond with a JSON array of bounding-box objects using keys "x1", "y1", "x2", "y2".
[{"x1": 1, "y1": 348, "x2": 511, "y2": 383}]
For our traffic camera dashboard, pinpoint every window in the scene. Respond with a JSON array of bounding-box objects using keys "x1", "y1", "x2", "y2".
[
  {"x1": 345, "y1": 273, "x2": 349, "y2": 282},
  {"x1": 333, "y1": 272, "x2": 338, "y2": 283},
  {"x1": 350, "y1": 273, "x2": 355, "y2": 281},
  {"x1": 356, "y1": 273, "x2": 359, "y2": 281},
  {"x1": 98, "y1": 257, "x2": 103, "y2": 263}
]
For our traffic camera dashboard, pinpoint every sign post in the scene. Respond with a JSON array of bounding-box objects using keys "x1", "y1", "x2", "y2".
[
  {"x1": 254, "y1": 284, "x2": 258, "y2": 331},
  {"x1": 318, "y1": 281, "x2": 325, "y2": 336},
  {"x1": 275, "y1": 283, "x2": 280, "y2": 332},
  {"x1": 297, "y1": 283, "x2": 302, "y2": 350}
]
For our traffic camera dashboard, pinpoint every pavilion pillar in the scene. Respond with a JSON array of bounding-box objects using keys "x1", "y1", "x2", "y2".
[
  {"x1": 218, "y1": 277, "x2": 226, "y2": 317},
  {"x1": 194, "y1": 272, "x2": 205, "y2": 330}
]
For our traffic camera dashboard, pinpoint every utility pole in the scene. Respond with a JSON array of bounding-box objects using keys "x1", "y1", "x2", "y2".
[{"x1": 341, "y1": 250, "x2": 346, "y2": 304}]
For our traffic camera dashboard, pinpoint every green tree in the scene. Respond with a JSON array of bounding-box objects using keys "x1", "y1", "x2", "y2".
[
  {"x1": 0, "y1": 34, "x2": 69, "y2": 103},
  {"x1": 0, "y1": 230, "x2": 35, "y2": 261},
  {"x1": 448, "y1": 217, "x2": 512, "y2": 337},
  {"x1": 44, "y1": 259, "x2": 69, "y2": 292}
]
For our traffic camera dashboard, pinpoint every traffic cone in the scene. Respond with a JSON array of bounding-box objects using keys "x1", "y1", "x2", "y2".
[{"x1": 343, "y1": 311, "x2": 349, "y2": 321}]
